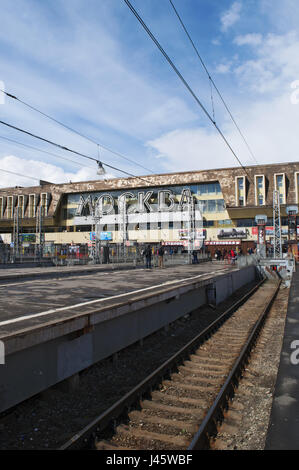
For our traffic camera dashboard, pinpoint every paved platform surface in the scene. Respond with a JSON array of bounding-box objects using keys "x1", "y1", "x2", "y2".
[
  {"x1": 0, "y1": 262, "x2": 141, "y2": 283},
  {"x1": 266, "y1": 270, "x2": 299, "y2": 449},
  {"x1": 0, "y1": 262, "x2": 233, "y2": 337}
]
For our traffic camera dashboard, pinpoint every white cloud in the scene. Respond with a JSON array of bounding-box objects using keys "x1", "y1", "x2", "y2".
[
  {"x1": 145, "y1": 21, "x2": 299, "y2": 176},
  {"x1": 234, "y1": 33, "x2": 263, "y2": 46},
  {"x1": 0, "y1": 0, "x2": 197, "y2": 143},
  {"x1": 216, "y1": 63, "x2": 232, "y2": 74},
  {"x1": 234, "y1": 31, "x2": 299, "y2": 93},
  {"x1": 147, "y1": 128, "x2": 242, "y2": 172},
  {"x1": 220, "y1": 2, "x2": 242, "y2": 32},
  {"x1": 0, "y1": 155, "x2": 115, "y2": 188},
  {"x1": 146, "y1": 28, "x2": 299, "y2": 172},
  {"x1": 146, "y1": 88, "x2": 299, "y2": 173}
]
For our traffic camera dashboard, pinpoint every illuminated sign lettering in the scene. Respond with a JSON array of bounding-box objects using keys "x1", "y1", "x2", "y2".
[{"x1": 76, "y1": 188, "x2": 199, "y2": 216}]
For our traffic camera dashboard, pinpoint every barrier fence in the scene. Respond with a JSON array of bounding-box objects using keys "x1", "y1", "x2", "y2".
[{"x1": 0, "y1": 242, "x2": 210, "y2": 267}]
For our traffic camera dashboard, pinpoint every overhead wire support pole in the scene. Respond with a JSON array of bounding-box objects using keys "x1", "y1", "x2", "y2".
[
  {"x1": 13, "y1": 208, "x2": 20, "y2": 262},
  {"x1": 123, "y1": 0, "x2": 254, "y2": 184},
  {"x1": 187, "y1": 193, "x2": 195, "y2": 264},
  {"x1": 35, "y1": 206, "x2": 43, "y2": 262},
  {"x1": 273, "y1": 190, "x2": 282, "y2": 259}
]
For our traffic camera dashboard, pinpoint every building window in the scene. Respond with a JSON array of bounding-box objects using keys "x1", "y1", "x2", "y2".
[
  {"x1": 28, "y1": 194, "x2": 36, "y2": 218},
  {"x1": 255, "y1": 175, "x2": 265, "y2": 206},
  {"x1": 199, "y1": 182, "x2": 221, "y2": 195},
  {"x1": 274, "y1": 173, "x2": 286, "y2": 204},
  {"x1": 203, "y1": 220, "x2": 214, "y2": 227},
  {"x1": 207, "y1": 200, "x2": 216, "y2": 212},
  {"x1": 277, "y1": 175, "x2": 283, "y2": 187},
  {"x1": 216, "y1": 199, "x2": 226, "y2": 212},
  {"x1": 41, "y1": 193, "x2": 48, "y2": 216},
  {"x1": 236, "y1": 219, "x2": 255, "y2": 227},
  {"x1": 295, "y1": 172, "x2": 299, "y2": 203},
  {"x1": 0, "y1": 198, "x2": 4, "y2": 219},
  {"x1": 218, "y1": 219, "x2": 233, "y2": 226},
  {"x1": 199, "y1": 199, "x2": 225, "y2": 213},
  {"x1": 235, "y1": 176, "x2": 246, "y2": 206},
  {"x1": 17, "y1": 195, "x2": 24, "y2": 218},
  {"x1": 6, "y1": 196, "x2": 13, "y2": 219}
]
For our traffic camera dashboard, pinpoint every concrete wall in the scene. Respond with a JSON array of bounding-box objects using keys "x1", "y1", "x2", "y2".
[{"x1": 215, "y1": 265, "x2": 256, "y2": 304}]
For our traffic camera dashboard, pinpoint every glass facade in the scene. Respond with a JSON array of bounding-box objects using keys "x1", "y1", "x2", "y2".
[
  {"x1": 67, "y1": 184, "x2": 226, "y2": 216},
  {"x1": 198, "y1": 182, "x2": 221, "y2": 194}
]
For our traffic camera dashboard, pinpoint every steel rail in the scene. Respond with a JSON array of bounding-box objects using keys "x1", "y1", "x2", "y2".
[
  {"x1": 188, "y1": 279, "x2": 281, "y2": 450},
  {"x1": 59, "y1": 276, "x2": 265, "y2": 450}
]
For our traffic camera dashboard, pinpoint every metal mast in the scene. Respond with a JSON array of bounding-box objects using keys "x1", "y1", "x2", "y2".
[
  {"x1": 35, "y1": 206, "x2": 43, "y2": 261},
  {"x1": 119, "y1": 197, "x2": 127, "y2": 260},
  {"x1": 92, "y1": 204, "x2": 101, "y2": 263},
  {"x1": 186, "y1": 194, "x2": 195, "y2": 263},
  {"x1": 13, "y1": 207, "x2": 21, "y2": 261},
  {"x1": 273, "y1": 189, "x2": 282, "y2": 258}
]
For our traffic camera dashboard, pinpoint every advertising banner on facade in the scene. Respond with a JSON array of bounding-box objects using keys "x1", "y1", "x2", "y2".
[
  {"x1": 90, "y1": 231, "x2": 113, "y2": 241},
  {"x1": 179, "y1": 228, "x2": 206, "y2": 240},
  {"x1": 205, "y1": 241, "x2": 241, "y2": 245},
  {"x1": 21, "y1": 234, "x2": 36, "y2": 243},
  {"x1": 265, "y1": 227, "x2": 288, "y2": 235},
  {"x1": 217, "y1": 228, "x2": 247, "y2": 239},
  {"x1": 100, "y1": 232, "x2": 112, "y2": 241}
]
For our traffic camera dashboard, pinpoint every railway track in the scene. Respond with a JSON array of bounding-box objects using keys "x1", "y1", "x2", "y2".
[{"x1": 60, "y1": 278, "x2": 280, "y2": 451}]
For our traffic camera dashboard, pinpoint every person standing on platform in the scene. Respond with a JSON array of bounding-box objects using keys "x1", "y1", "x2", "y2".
[
  {"x1": 145, "y1": 245, "x2": 152, "y2": 269},
  {"x1": 230, "y1": 248, "x2": 236, "y2": 265},
  {"x1": 158, "y1": 243, "x2": 165, "y2": 268}
]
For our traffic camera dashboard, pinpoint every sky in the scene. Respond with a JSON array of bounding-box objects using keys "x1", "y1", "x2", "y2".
[{"x1": 0, "y1": 0, "x2": 299, "y2": 187}]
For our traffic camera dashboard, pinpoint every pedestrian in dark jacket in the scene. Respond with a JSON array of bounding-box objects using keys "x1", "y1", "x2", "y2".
[{"x1": 145, "y1": 245, "x2": 152, "y2": 269}]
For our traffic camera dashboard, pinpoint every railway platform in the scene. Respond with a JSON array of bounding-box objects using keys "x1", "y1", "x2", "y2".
[
  {"x1": 0, "y1": 256, "x2": 211, "y2": 284},
  {"x1": 266, "y1": 269, "x2": 299, "y2": 449},
  {"x1": 0, "y1": 261, "x2": 141, "y2": 284},
  {"x1": 0, "y1": 262, "x2": 257, "y2": 414}
]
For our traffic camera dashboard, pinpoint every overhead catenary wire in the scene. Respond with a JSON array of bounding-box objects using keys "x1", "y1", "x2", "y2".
[
  {"x1": 0, "y1": 167, "x2": 41, "y2": 183},
  {"x1": 0, "y1": 88, "x2": 155, "y2": 174},
  {"x1": 168, "y1": 0, "x2": 258, "y2": 165},
  {"x1": 0, "y1": 134, "x2": 95, "y2": 169},
  {"x1": 0, "y1": 119, "x2": 154, "y2": 185},
  {"x1": 209, "y1": 77, "x2": 216, "y2": 123},
  {"x1": 123, "y1": 0, "x2": 254, "y2": 183}
]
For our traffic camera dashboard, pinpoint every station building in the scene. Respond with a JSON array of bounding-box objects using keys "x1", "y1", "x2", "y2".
[{"x1": 0, "y1": 161, "x2": 298, "y2": 257}]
